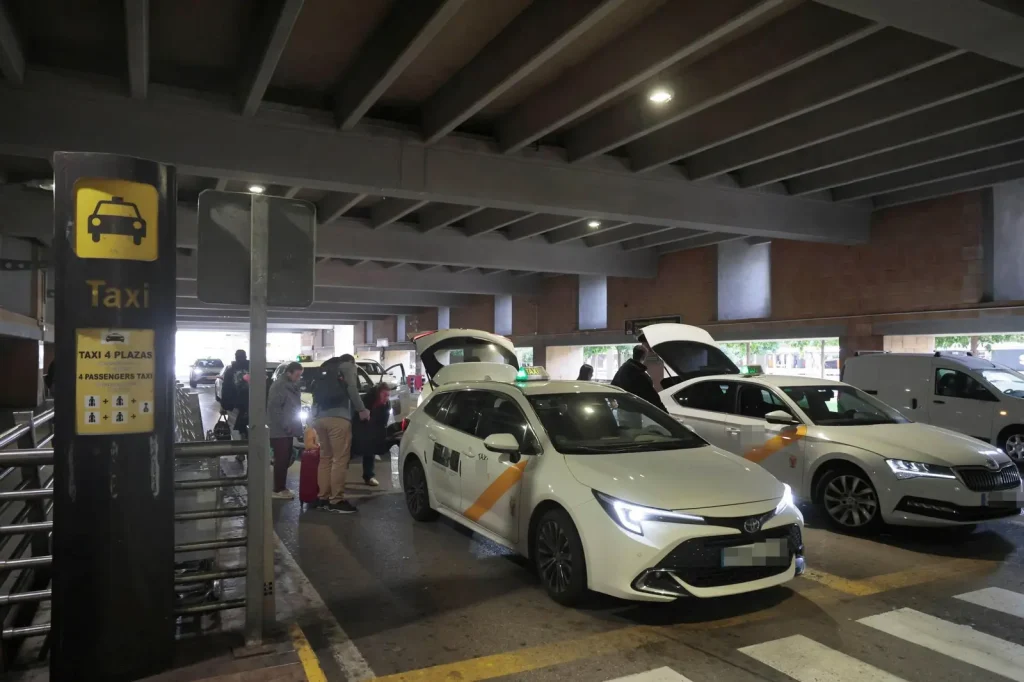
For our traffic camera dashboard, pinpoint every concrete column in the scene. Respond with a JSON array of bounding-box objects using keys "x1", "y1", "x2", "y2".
[
  {"x1": 839, "y1": 333, "x2": 884, "y2": 369},
  {"x1": 578, "y1": 275, "x2": 607, "y2": 330},
  {"x1": 494, "y1": 295, "x2": 512, "y2": 336},
  {"x1": 334, "y1": 324, "x2": 354, "y2": 357},
  {"x1": 533, "y1": 345, "x2": 547, "y2": 371},
  {"x1": 396, "y1": 314, "x2": 407, "y2": 342},
  {"x1": 365, "y1": 320, "x2": 374, "y2": 344},
  {"x1": 718, "y1": 239, "x2": 770, "y2": 320},
  {"x1": 994, "y1": 180, "x2": 1024, "y2": 301},
  {"x1": 437, "y1": 306, "x2": 450, "y2": 330}
]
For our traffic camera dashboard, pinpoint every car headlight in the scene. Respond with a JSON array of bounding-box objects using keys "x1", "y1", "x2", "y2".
[
  {"x1": 775, "y1": 484, "x2": 794, "y2": 515},
  {"x1": 593, "y1": 490, "x2": 704, "y2": 536},
  {"x1": 886, "y1": 459, "x2": 956, "y2": 480}
]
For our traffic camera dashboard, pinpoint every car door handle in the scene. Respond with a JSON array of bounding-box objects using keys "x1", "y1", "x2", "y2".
[
  {"x1": 463, "y1": 452, "x2": 476, "y2": 459},
  {"x1": 726, "y1": 427, "x2": 741, "y2": 435},
  {"x1": 428, "y1": 434, "x2": 437, "y2": 442},
  {"x1": 933, "y1": 400, "x2": 945, "y2": 404}
]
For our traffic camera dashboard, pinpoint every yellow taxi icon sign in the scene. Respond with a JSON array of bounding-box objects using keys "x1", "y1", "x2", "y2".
[{"x1": 75, "y1": 178, "x2": 158, "y2": 261}]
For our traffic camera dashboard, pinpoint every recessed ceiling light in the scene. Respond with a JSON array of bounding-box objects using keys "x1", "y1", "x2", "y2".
[
  {"x1": 37, "y1": 179, "x2": 55, "y2": 191},
  {"x1": 587, "y1": 220, "x2": 601, "y2": 229},
  {"x1": 648, "y1": 88, "x2": 673, "y2": 104},
  {"x1": 248, "y1": 184, "x2": 266, "y2": 194}
]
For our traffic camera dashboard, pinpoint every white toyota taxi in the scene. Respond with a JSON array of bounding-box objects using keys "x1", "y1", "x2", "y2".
[
  {"x1": 399, "y1": 363, "x2": 804, "y2": 606},
  {"x1": 644, "y1": 323, "x2": 1024, "y2": 532}
]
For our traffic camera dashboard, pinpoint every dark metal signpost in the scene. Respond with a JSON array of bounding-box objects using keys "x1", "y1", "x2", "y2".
[{"x1": 51, "y1": 153, "x2": 177, "y2": 680}]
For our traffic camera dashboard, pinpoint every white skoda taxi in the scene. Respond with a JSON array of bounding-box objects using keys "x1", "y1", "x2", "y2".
[
  {"x1": 399, "y1": 363, "x2": 804, "y2": 605},
  {"x1": 645, "y1": 323, "x2": 1024, "y2": 532}
]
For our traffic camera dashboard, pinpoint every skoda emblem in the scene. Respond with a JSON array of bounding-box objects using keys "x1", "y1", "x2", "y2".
[
  {"x1": 743, "y1": 517, "x2": 762, "y2": 534},
  {"x1": 985, "y1": 457, "x2": 1000, "y2": 471}
]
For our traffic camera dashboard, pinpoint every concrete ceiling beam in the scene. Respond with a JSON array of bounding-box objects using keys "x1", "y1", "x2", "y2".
[
  {"x1": 656, "y1": 233, "x2": 744, "y2": 254},
  {"x1": 584, "y1": 223, "x2": 674, "y2": 248},
  {"x1": 565, "y1": 2, "x2": 878, "y2": 161},
  {"x1": 418, "y1": 203, "x2": 483, "y2": 232},
  {"x1": 124, "y1": 0, "x2": 150, "y2": 99},
  {"x1": 685, "y1": 54, "x2": 1023, "y2": 180},
  {"x1": 497, "y1": 0, "x2": 792, "y2": 153},
  {"x1": 505, "y1": 214, "x2": 582, "y2": 242},
  {"x1": 621, "y1": 228, "x2": 711, "y2": 251},
  {"x1": 461, "y1": 208, "x2": 535, "y2": 237},
  {"x1": 873, "y1": 161, "x2": 1024, "y2": 208},
  {"x1": 175, "y1": 297, "x2": 423, "y2": 316},
  {"x1": 789, "y1": 114, "x2": 1024, "y2": 195},
  {"x1": 176, "y1": 279, "x2": 480, "y2": 308},
  {"x1": 333, "y1": 0, "x2": 466, "y2": 130},
  {"x1": 627, "y1": 28, "x2": 959, "y2": 172},
  {"x1": 742, "y1": 81, "x2": 1024, "y2": 188},
  {"x1": 421, "y1": 0, "x2": 628, "y2": 144},
  {"x1": 239, "y1": 0, "x2": 304, "y2": 116},
  {"x1": 815, "y1": 0, "x2": 1024, "y2": 68},
  {"x1": 0, "y1": 74, "x2": 870, "y2": 242}
]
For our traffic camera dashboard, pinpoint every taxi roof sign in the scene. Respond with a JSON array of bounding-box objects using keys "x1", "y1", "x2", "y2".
[{"x1": 516, "y1": 366, "x2": 549, "y2": 382}]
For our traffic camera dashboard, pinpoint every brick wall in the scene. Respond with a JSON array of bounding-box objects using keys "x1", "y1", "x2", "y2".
[
  {"x1": 450, "y1": 297, "x2": 494, "y2": 332},
  {"x1": 608, "y1": 246, "x2": 717, "y2": 330},
  {"x1": 374, "y1": 315, "x2": 397, "y2": 344},
  {"x1": 409, "y1": 309, "x2": 437, "y2": 335},
  {"x1": 772, "y1": 191, "x2": 985, "y2": 319}
]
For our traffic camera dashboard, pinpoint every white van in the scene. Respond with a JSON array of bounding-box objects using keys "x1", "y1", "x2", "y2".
[{"x1": 843, "y1": 352, "x2": 1024, "y2": 459}]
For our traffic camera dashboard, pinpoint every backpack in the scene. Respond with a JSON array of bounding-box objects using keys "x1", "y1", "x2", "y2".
[{"x1": 311, "y1": 364, "x2": 348, "y2": 411}]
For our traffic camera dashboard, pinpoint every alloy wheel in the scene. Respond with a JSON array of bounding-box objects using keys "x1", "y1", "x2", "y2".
[
  {"x1": 406, "y1": 465, "x2": 427, "y2": 516},
  {"x1": 536, "y1": 520, "x2": 573, "y2": 593},
  {"x1": 823, "y1": 474, "x2": 878, "y2": 528},
  {"x1": 1005, "y1": 433, "x2": 1024, "y2": 460}
]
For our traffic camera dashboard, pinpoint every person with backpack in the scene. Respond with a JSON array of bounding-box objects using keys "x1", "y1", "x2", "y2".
[
  {"x1": 268, "y1": 361, "x2": 303, "y2": 500},
  {"x1": 220, "y1": 350, "x2": 251, "y2": 439},
  {"x1": 352, "y1": 383, "x2": 391, "y2": 487},
  {"x1": 311, "y1": 355, "x2": 369, "y2": 514}
]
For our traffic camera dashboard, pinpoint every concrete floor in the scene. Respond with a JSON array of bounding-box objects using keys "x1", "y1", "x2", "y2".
[{"x1": 195, "y1": 386, "x2": 1024, "y2": 682}]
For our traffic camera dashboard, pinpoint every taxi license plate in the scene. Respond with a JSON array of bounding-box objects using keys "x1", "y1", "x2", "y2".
[{"x1": 721, "y1": 539, "x2": 789, "y2": 568}]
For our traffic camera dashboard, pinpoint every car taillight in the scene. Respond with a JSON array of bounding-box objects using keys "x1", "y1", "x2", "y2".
[{"x1": 400, "y1": 419, "x2": 409, "y2": 431}]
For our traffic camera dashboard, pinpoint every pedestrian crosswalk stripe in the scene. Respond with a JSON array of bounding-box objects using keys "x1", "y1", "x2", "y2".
[
  {"x1": 859, "y1": 608, "x2": 1024, "y2": 681},
  {"x1": 603, "y1": 668, "x2": 694, "y2": 682},
  {"x1": 955, "y1": 586, "x2": 1024, "y2": 620},
  {"x1": 740, "y1": 634, "x2": 907, "y2": 681}
]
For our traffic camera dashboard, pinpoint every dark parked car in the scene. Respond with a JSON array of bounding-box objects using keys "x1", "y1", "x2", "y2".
[{"x1": 189, "y1": 358, "x2": 224, "y2": 388}]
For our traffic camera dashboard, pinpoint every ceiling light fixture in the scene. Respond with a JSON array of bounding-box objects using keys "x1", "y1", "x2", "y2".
[
  {"x1": 587, "y1": 220, "x2": 602, "y2": 229},
  {"x1": 648, "y1": 88, "x2": 673, "y2": 104},
  {"x1": 38, "y1": 179, "x2": 55, "y2": 191},
  {"x1": 248, "y1": 184, "x2": 266, "y2": 194}
]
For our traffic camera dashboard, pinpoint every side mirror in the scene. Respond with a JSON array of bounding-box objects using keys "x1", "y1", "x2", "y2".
[
  {"x1": 484, "y1": 433, "x2": 521, "y2": 455},
  {"x1": 765, "y1": 410, "x2": 798, "y2": 426}
]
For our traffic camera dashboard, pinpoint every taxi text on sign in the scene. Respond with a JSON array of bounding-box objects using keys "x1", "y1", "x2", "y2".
[
  {"x1": 74, "y1": 178, "x2": 158, "y2": 261},
  {"x1": 75, "y1": 329, "x2": 155, "y2": 435}
]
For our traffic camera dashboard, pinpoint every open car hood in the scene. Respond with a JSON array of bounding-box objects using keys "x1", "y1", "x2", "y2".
[
  {"x1": 638, "y1": 323, "x2": 739, "y2": 383},
  {"x1": 413, "y1": 329, "x2": 519, "y2": 385}
]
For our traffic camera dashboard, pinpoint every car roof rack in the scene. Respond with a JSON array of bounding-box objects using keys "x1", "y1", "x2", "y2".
[{"x1": 934, "y1": 350, "x2": 973, "y2": 357}]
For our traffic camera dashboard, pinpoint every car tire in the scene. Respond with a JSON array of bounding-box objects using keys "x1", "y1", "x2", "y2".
[
  {"x1": 533, "y1": 508, "x2": 588, "y2": 606},
  {"x1": 998, "y1": 426, "x2": 1024, "y2": 461},
  {"x1": 403, "y1": 458, "x2": 438, "y2": 522},
  {"x1": 189, "y1": 379, "x2": 197, "y2": 388},
  {"x1": 817, "y1": 465, "x2": 883, "y2": 533}
]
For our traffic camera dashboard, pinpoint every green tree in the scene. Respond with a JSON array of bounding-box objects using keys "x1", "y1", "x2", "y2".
[{"x1": 583, "y1": 345, "x2": 611, "y2": 360}]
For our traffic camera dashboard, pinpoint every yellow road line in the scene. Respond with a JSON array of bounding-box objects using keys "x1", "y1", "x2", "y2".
[
  {"x1": 290, "y1": 622, "x2": 328, "y2": 682},
  {"x1": 371, "y1": 559, "x2": 998, "y2": 682}
]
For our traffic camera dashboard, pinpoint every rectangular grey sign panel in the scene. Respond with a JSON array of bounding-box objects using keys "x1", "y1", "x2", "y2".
[{"x1": 197, "y1": 190, "x2": 316, "y2": 307}]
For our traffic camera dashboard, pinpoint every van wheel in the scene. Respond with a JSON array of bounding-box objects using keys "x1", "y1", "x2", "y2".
[
  {"x1": 404, "y1": 458, "x2": 437, "y2": 522},
  {"x1": 817, "y1": 466, "x2": 882, "y2": 533},
  {"x1": 533, "y1": 508, "x2": 588, "y2": 606},
  {"x1": 999, "y1": 427, "x2": 1024, "y2": 461}
]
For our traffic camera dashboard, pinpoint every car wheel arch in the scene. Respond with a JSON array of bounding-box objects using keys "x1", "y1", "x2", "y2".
[
  {"x1": 810, "y1": 456, "x2": 877, "y2": 504},
  {"x1": 527, "y1": 499, "x2": 589, "y2": 566},
  {"x1": 996, "y1": 423, "x2": 1024, "y2": 449}
]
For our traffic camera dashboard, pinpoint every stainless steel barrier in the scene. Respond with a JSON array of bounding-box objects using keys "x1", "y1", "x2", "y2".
[{"x1": 0, "y1": 404, "x2": 55, "y2": 670}]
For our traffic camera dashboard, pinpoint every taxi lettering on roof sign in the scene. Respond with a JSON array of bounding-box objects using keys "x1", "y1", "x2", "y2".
[
  {"x1": 76, "y1": 329, "x2": 155, "y2": 435},
  {"x1": 74, "y1": 178, "x2": 158, "y2": 261},
  {"x1": 516, "y1": 366, "x2": 549, "y2": 381}
]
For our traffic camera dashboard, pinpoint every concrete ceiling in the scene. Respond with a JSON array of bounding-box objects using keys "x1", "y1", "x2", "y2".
[{"x1": 1, "y1": 0, "x2": 1022, "y2": 327}]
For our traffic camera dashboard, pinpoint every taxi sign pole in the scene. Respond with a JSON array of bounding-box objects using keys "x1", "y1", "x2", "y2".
[
  {"x1": 51, "y1": 153, "x2": 176, "y2": 680},
  {"x1": 245, "y1": 193, "x2": 274, "y2": 644}
]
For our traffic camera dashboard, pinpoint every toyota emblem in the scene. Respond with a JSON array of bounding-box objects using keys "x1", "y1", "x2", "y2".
[
  {"x1": 985, "y1": 457, "x2": 1001, "y2": 471},
  {"x1": 743, "y1": 517, "x2": 762, "y2": 534}
]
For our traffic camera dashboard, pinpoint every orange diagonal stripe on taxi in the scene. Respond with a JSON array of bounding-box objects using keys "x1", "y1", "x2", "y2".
[
  {"x1": 464, "y1": 460, "x2": 528, "y2": 522},
  {"x1": 744, "y1": 425, "x2": 808, "y2": 464}
]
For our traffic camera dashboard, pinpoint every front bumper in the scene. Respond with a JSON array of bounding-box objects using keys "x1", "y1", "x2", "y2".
[
  {"x1": 573, "y1": 498, "x2": 804, "y2": 602},
  {"x1": 879, "y1": 464, "x2": 1023, "y2": 527}
]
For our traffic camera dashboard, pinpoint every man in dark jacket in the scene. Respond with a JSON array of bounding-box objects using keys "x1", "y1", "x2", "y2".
[
  {"x1": 221, "y1": 350, "x2": 250, "y2": 438},
  {"x1": 610, "y1": 345, "x2": 667, "y2": 411}
]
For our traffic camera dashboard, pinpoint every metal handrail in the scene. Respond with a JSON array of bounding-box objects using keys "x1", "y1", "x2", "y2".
[
  {"x1": 175, "y1": 568, "x2": 246, "y2": 584},
  {"x1": 174, "y1": 506, "x2": 247, "y2": 522},
  {"x1": 0, "y1": 555, "x2": 51, "y2": 570},
  {"x1": 0, "y1": 589, "x2": 50, "y2": 606},
  {"x1": 174, "y1": 537, "x2": 247, "y2": 553},
  {"x1": 2, "y1": 623, "x2": 50, "y2": 640},
  {"x1": 174, "y1": 598, "x2": 246, "y2": 616},
  {"x1": 174, "y1": 476, "x2": 248, "y2": 491},
  {"x1": 0, "y1": 408, "x2": 54, "y2": 451},
  {"x1": 0, "y1": 489, "x2": 52, "y2": 502},
  {"x1": 0, "y1": 449, "x2": 53, "y2": 466},
  {"x1": 174, "y1": 441, "x2": 249, "y2": 458},
  {"x1": 0, "y1": 521, "x2": 52, "y2": 536}
]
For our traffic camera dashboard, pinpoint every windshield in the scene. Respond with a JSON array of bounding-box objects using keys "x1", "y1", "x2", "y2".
[
  {"x1": 421, "y1": 337, "x2": 519, "y2": 377},
  {"x1": 527, "y1": 393, "x2": 706, "y2": 454},
  {"x1": 196, "y1": 359, "x2": 223, "y2": 369},
  {"x1": 359, "y1": 361, "x2": 384, "y2": 374},
  {"x1": 781, "y1": 385, "x2": 909, "y2": 426},
  {"x1": 981, "y1": 368, "x2": 1024, "y2": 398}
]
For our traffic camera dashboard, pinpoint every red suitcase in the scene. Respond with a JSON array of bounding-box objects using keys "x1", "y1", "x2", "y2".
[{"x1": 299, "y1": 426, "x2": 320, "y2": 506}]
